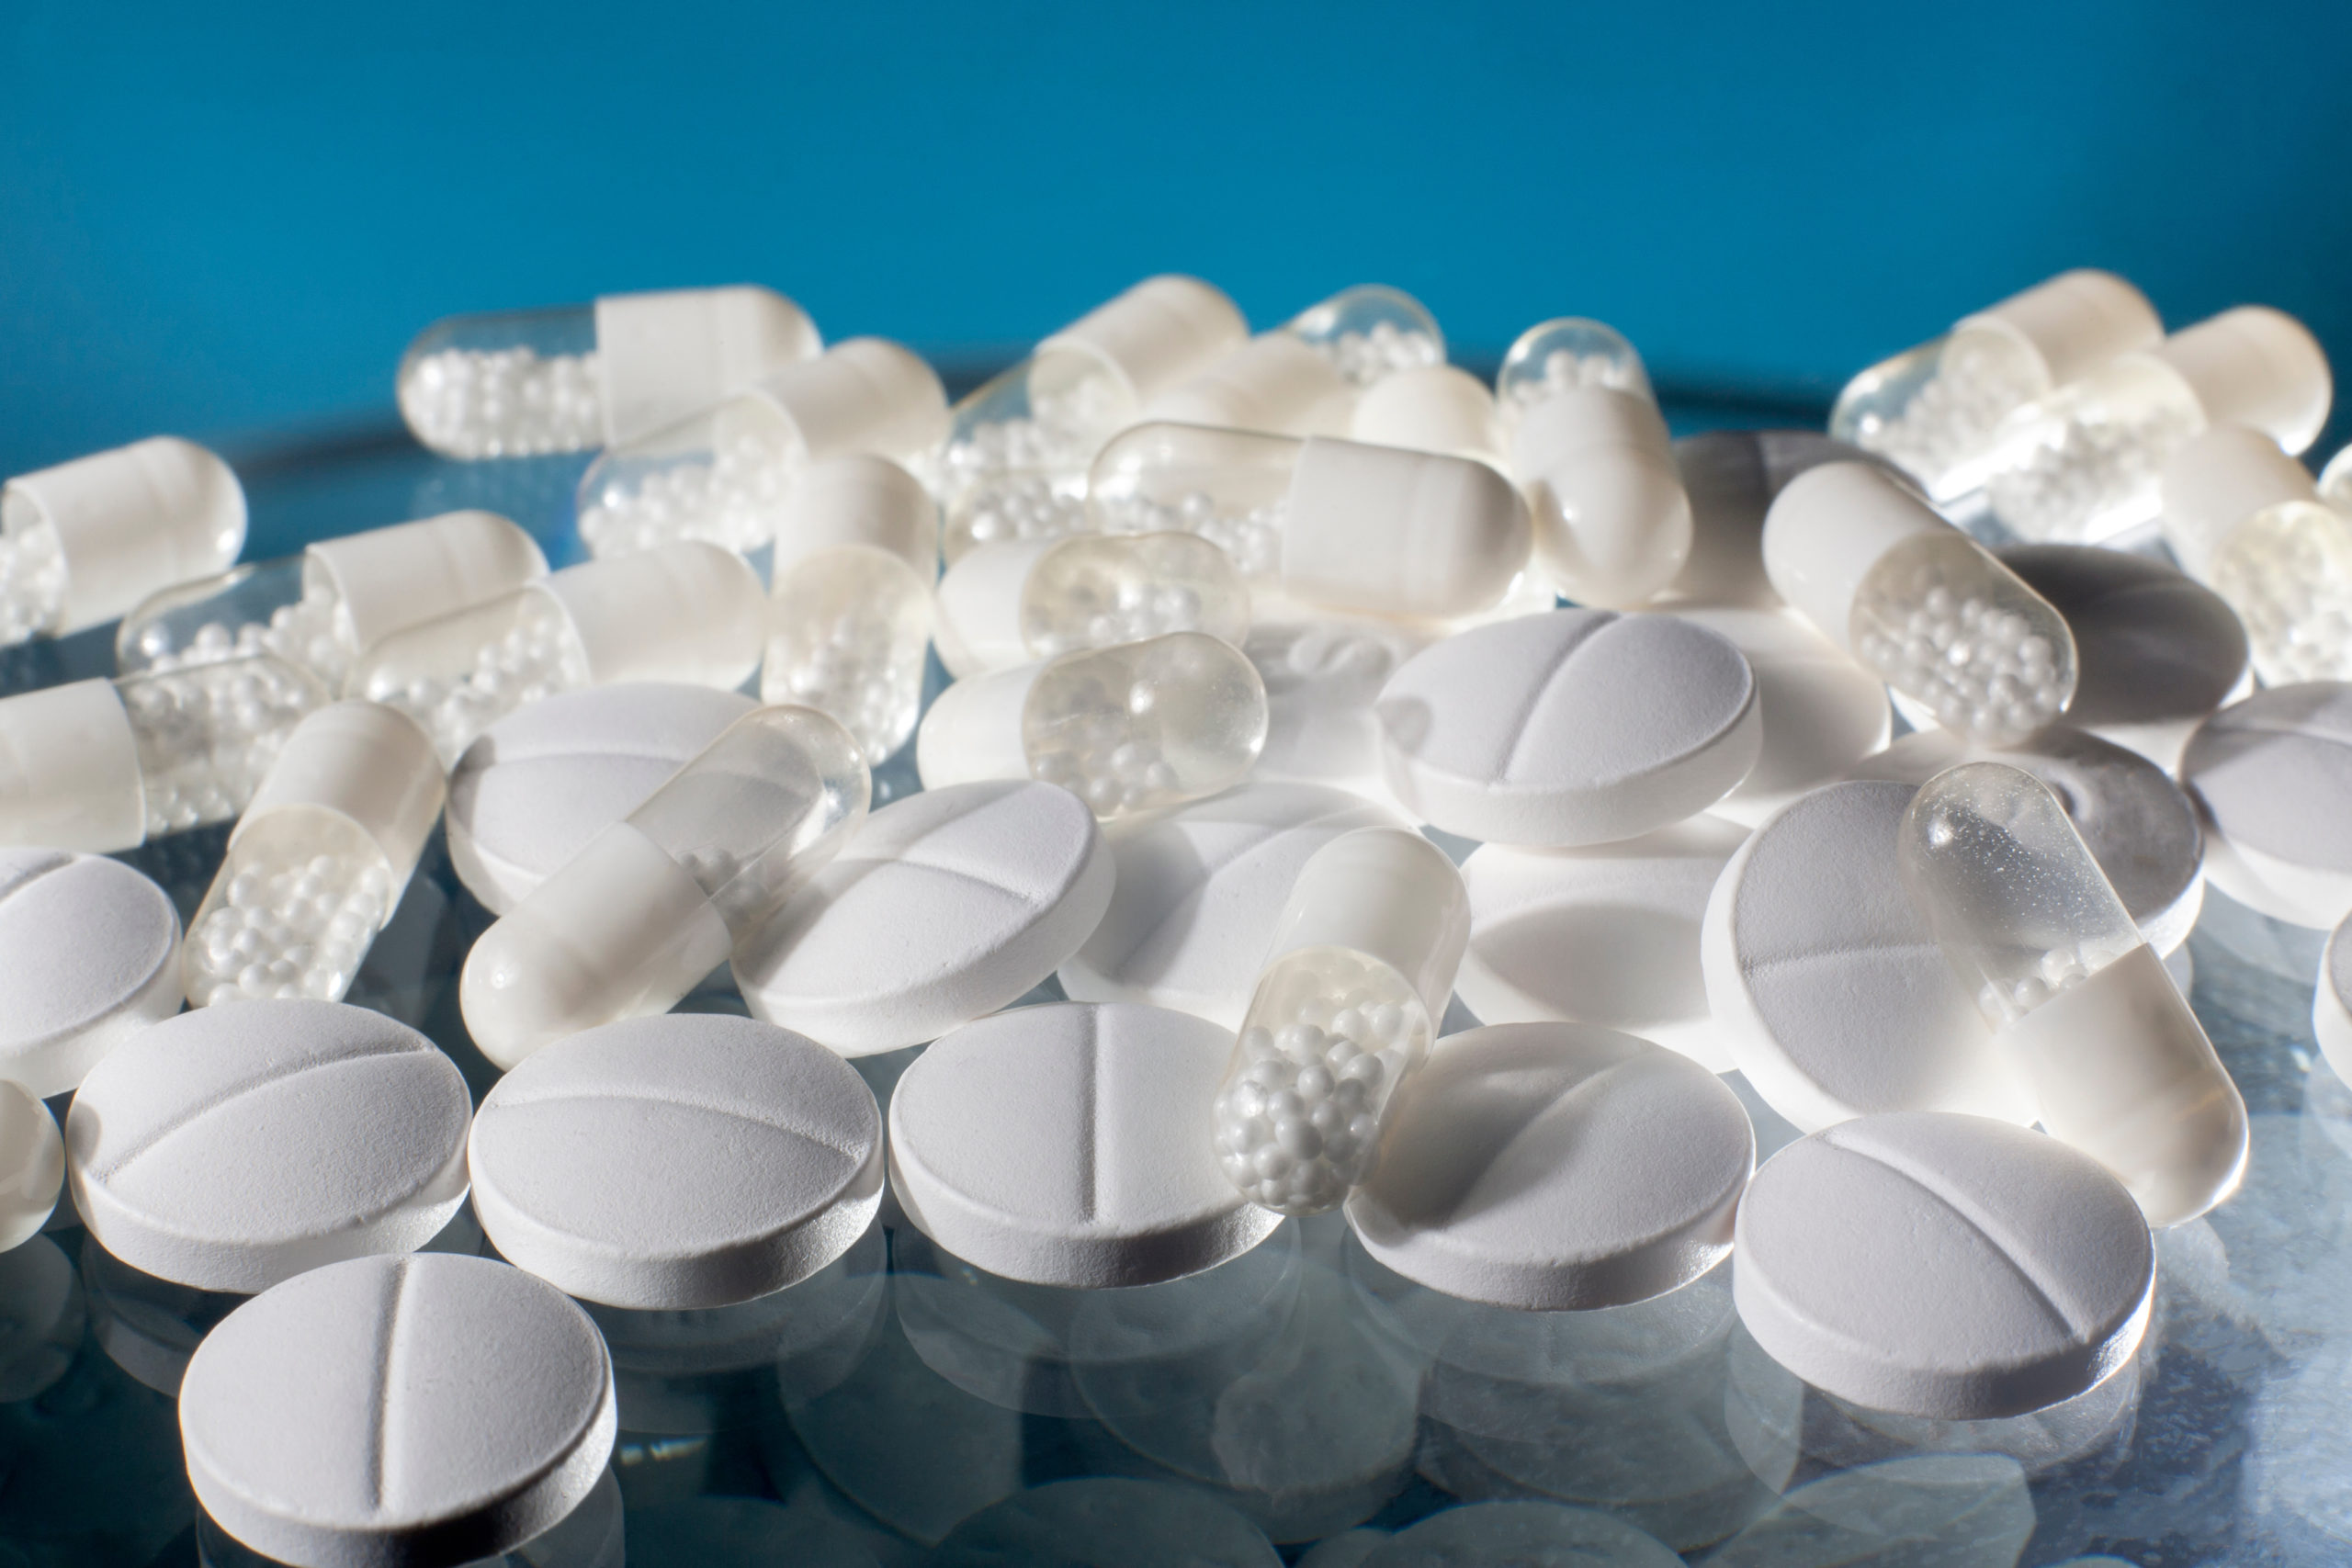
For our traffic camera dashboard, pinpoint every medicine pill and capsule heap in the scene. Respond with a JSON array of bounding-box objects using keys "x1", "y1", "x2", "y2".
[{"x1": 1, "y1": 265, "x2": 2345, "y2": 1565}]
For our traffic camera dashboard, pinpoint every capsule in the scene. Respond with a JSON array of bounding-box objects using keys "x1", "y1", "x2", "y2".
[
  {"x1": 915, "y1": 631, "x2": 1267, "y2": 819},
  {"x1": 1830, "y1": 271, "x2": 2162, "y2": 502},
  {"x1": 2319, "y1": 442, "x2": 2352, "y2": 513},
  {"x1": 1147, "y1": 285, "x2": 1444, "y2": 439},
  {"x1": 759, "y1": 456, "x2": 938, "y2": 764},
  {"x1": 2157, "y1": 425, "x2": 2352, "y2": 684},
  {"x1": 1764, "y1": 461, "x2": 2076, "y2": 747},
  {"x1": 183, "y1": 703, "x2": 444, "y2": 1008},
  {"x1": 940, "y1": 276, "x2": 1248, "y2": 561},
  {"x1": 0, "y1": 654, "x2": 329, "y2": 852},
  {"x1": 117, "y1": 510, "x2": 546, "y2": 691},
  {"x1": 348, "y1": 540, "x2": 765, "y2": 763},
  {"x1": 1897, "y1": 761, "x2": 2248, "y2": 1225},
  {"x1": 459, "y1": 705, "x2": 868, "y2": 1067},
  {"x1": 0, "y1": 438, "x2": 245, "y2": 649},
  {"x1": 395, "y1": 285, "x2": 820, "y2": 459},
  {"x1": 1351, "y1": 364, "x2": 1504, "y2": 466},
  {"x1": 574, "y1": 338, "x2": 946, "y2": 559},
  {"x1": 1211, "y1": 828, "x2": 1470, "y2": 1218},
  {"x1": 933, "y1": 532, "x2": 1249, "y2": 679},
  {"x1": 1968, "y1": 306, "x2": 2331, "y2": 544}
]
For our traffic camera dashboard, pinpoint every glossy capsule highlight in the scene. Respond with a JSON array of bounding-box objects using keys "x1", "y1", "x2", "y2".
[
  {"x1": 2159, "y1": 425, "x2": 2352, "y2": 684},
  {"x1": 933, "y1": 531, "x2": 1250, "y2": 679}
]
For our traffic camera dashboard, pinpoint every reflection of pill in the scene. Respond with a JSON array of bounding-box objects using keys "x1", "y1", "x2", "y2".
[
  {"x1": 1360, "y1": 1499, "x2": 1681, "y2": 1568},
  {"x1": 2181, "y1": 683, "x2": 2352, "y2": 930},
  {"x1": 0, "y1": 847, "x2": 181, "y2": 1097},
  {"x1": 2316, "y1": 913, "x2": 2352, "y2": 1087},
  {"x1": 932, "y1": 1477, "x2": 1281, "y2": 1568}
]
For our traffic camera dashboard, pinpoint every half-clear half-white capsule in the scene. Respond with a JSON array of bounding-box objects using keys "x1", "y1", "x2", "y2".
[
  {"x1": 933, "y1": 530, "x2": 1249, "y2": 678},
  {"x1": 2159, "y1": 424, "x2": 2352, "y2": 684},
  {"x1": 1144, "y1": 284, "x2": 1444, "y2": 438}
]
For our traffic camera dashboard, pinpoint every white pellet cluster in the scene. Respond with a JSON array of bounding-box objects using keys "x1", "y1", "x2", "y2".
[
  {"x1": 121, "y1": 658, "x2": 325, "y2": 835},
  {"x1": 134, "y1": 583, "x2": 353, "y2": 684},
  {"x1": 396, "y1": 347, "x2": 606, "y2": 459},
  {"x1": 576, "y1": 427, "x2": 797, "y2": 558},
  {"x1": 360, "y1": 586, "x2": 592, "y2": 760},
  {"x1": 1849, "y1": 573, "x2": 2067, "y2": 742},
  {"x1": 0, "y1": 515, "x2": 68, "y2": 646},
  {"x1": 186, "y1": 852, "x2": 393, "y2": 1005}
]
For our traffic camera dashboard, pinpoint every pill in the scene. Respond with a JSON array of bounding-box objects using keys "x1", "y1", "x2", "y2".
[
  {"x1": 1764, "y1": 460, "x2": 2076, "y2": 748},
  {"x1": 2314, "y1": 913, "x2": 2352, "y2": 1088},
  {"x1": 938, "y1": 531, "x2": 1250, "y2": 684},
  {"x1": 1347, "y1": 1022, "x2": 1752, "y2": 1309},
  {"x1": 1246, "y1": 612, "x2": 1434, "y2": 811},
  {"x1": 1213, "y1": 828, "x2": 1470, "y2": 1217},
  {"x1": 1359, "y1": 1501, "x2": 1681, "y2": 1568},
  {"x1": 1662, "y1": 431, "x2": 1883, "y2": 609},
  {"x1": 349, "y1": 540, "x2": 767, "y2": 765},
  {"x1": 1734, "y1": 1111, "x2": 2154, "y2": 1418},
  {"x1": 67, "y1": 999, "x2": 469, "y2": 1291},
  {"x1": 446, "y1": 682, "x2": 759, "y2": 915},
  {"x1": 1376, "y1": 608, "x2": 1759, "y2": 846},
  {"x1": 397, "y1": 284, "x2": 818, "y2": 457},
  {"x1": 181, "y1": 1253, "x2": 616, "y2": 1568},
  {"x1": 1669, "y1": 605, "x2": 1891, "y2": 828},
  {"x1": 915, "y1": 631, "x2": 1266, "y2": 819},
  {"x1": 1455, "y1": 816, "x2": 1749, "y2": 1069},
  {"x1": 1148, "y1": 284, "x2": 1443, "y2": 438},
  {"x1": 734, "y1": 779, "x2": 1113, "y2": 1055},
  {"x1": 576, "y1": 337, "x2": 945, "y2": 558},
  {"x1": 1060, "y1": 781, "x2": 1407, "y2": 1026},
  {"x1": 0, "y1": 653, "x2": 330, "y2": 852},
  {"x1": 460, "y1": 704, "x2": 868, "y2": 1067},
  {"x1": 1087, "y1": 425, "x2": 1530, "y2": 619},
  {"x1": 1899, "y1": 761, "x2": 2247, "y2": 1225},
  {"x1": 1350, "y1": 364, "x2": 1502, "y2": 463},
  {"x1": 118, "y1": 510, "x2": 546, "y2": 692},
  {"x1": 0, "y1": 848, "x2": 182, "y2": 1095},
  {"x1": 1702, "y1": 781, "x2": 2033, "y2": 1133},
  {"x1": 0, "y1": 1081, "x2": 63, "y2": 1251},
  {"x1": 0, "y1": 436, "x2": 245, "y2": 649},
  {"x1": 930, "y1": 1478, "x2": 1281, "y2": 1568},
  {"x1": 891, "y1": 1002, "x2": 1283, "y2": 1287},
  {"x1": 2180, "y1": 683, "x2": 2352, "y2": 929}
]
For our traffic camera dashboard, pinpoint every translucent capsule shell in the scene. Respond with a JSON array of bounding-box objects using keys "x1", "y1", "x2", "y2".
[
  {"x1": 2206, "y1": 500, "x2": 2352, "y2": 684},
  {"x1": 1020, "y1": 532, "x2": 1249, "y2": 660},
  {"x1": 1022, "y1": 633, "x2": 1267, "y2": 818},
  {"x1": 1282, "y1": 284, "x2": 1444, "y2": 387},
  {"x1": 1497, "y1": 317, "x2": 1653, "y2": 420}
]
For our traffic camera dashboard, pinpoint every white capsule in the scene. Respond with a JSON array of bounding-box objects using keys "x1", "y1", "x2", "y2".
[
  {"x1": 1350, "y1": 363, "x2": 1503, "y2": 465},
  {"x1": 2158, "y1": 424, "x2": 2352, "y2": 685},
  {"x1": 937, "y1": 530, "x2": 1249, "y2": 680}
]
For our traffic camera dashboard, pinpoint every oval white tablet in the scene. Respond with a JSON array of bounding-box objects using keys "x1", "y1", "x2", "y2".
[
  {"x1": 889, "y1": 1002, "x2": 1283, "y2": 1288},
  {"x1": 1733, "y1": 1111, "x2": 2154, "y2": 1419},
  {"x1": 446, "y1": 682, "x2": 761, "y2": 914},
  {"x1": 1668, "y1": 606, "x2": 1890, "y2": 829},
  {"x1": 1376, "y1": 609, "x2": 1760, "y2": 846},
  {"x1": 469, "y1": 1013, "x2": 883, "y2": 1310},
  {"x1": 0, "y1": 847, "x2": 183, "y2": 1097},
  {"x1": 1060, "y1": 782, "x2": 1406, "y2": 1028},
  {"x1": 1246, "y1": 609, "x2": 1435, "y2": 810},
  {"x1": 2180, "y1": 683, "x2": 2352, "y2": 930},
  {"x1": 181, "y1": 1253, "x2": 616, "y2": 1568},
  {"x1": 1701, "y1": 782, "x2": 2034, "y2": 1134},
  {"x1": 67, "y1": 999, "x2": 470, "y2": 1292},
  {"x1": 1456, "y1": 818, "x2": 1749, "y2": 1070},
  {"x1": 1346, "y1": 1022, "x2": 1753, "y2": 1311},
  {"x1": 0, "y1": 1081, "x2": 63, "y2": 1252},
  {"x1": 732, "y1": 780, "x2": 1113, "y2": 1055}
]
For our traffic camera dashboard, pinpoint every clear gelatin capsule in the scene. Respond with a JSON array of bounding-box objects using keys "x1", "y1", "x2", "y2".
[
  {"x1": 395, "y1": 285, "x2": 820, "y2": 459},
  {"x1": 117, "y1": 510, "x2": 546, "y2": 691},
  {"x1": 1211, "y1": 827, "x2": 1470, "y2": 1218},
  {"x1": 1829, "y1": 270, "x2": 2161, "y2": 502},
  {"x1": 0, "y1": 654, "x2": 328, "y2": 852},
  {"x1": 1086, "y1": 424, "x2": 1529, "y2": 618},
  {"x1": 574, "y1": 338, "x2": 946, "y2": 559},
  {"x1": 933, "y1": 531, "x2": 1248, "y2": 678},
  {"x1": 759, "y1": 455, "x2": 938, "y2": 764},
  {"x1": 1764, "y1": 461, "x2": 2077, "y2": 746},
  {"x1": 1971, "y1": 306, "x2": 2331, "y2": 544},
  {"x1": 349, "y1": 540, "x2": 765, "y2": 764},
  {"x1": 1897, "y1": 761, "x2": 2249, "y2": 1225},
  {"x1": 1497, "y1": 318, "x2": 1692, "y2": 608},
  {"x1": 459, "y1": 705, "x2": 868, "y2": 1067},
  {"x1": 0, "y1": 437, "x2": 245, "y2": 649},
  {"x1": 184, "y1": 703, "x2": 444, "y2": 1008},
  {"x1": 1147, "y1": 284, "x2": 1444, "y2": 439},
  {"x1": 915, "y1": 631, "x2": 1267, "y2": 819},
  {"x1": 2160, "y1": 424, "x2": 2352, "y2": 683}
]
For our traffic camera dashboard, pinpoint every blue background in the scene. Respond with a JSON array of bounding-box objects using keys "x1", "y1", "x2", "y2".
[{"x1": 5, "y1": 1, "x2": 2350, "y2": 479}]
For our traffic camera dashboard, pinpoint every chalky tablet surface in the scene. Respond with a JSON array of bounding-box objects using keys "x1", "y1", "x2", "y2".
[
  {"x1": 446, "y1": 682, "x2": 760, "y2": 914},
  {"x1": 1701, "y1": 782, "x2": 2034, "y2": 1134},
  {"x1": 1347, "y1": 1023, "x2": 1753, "y2": 1311},
  {"x1": 1060, "y1": 783, "x2": 1406, "y2": 1029},
  {"x1": 733, "y1": 780, "x2": 1113, "y2": 1055},
  {"x1": 2180, "y1": 683, "x2": 2352, "y2": 930},
  {"x1": 180, "y1": 1253, "x2": 616, "y2": 1568},
  {"x1": 1733, "y1": 1112, "x2": 2155, "y2": 1419},
  {"x1": 469, "y1": 1013, "x2": 884, "y2": 1309},
  {"x1": 888, "y1": 1002, "x2": 1283, "y2": 1287},
  {"x1": 1668, "y1": 606, "x2": 1889, "y2": 829},
  {"x1": 0, "y1": 1081, "x2": 62, "y2": 1252},
  {"x1": 0, "y1": 847, "x2": 183, "y2": 1097},
  {"x1": 66, "y1": 999, "x2": 470, "y2": 1292},
  {"x1": 1376, "y1": 609, "x2": 1760, "y2": 846}
]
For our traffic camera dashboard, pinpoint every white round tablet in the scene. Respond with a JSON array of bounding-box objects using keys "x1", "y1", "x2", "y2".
[
  {"x1": 0, "y1": 847, "x2": 183, "y2": 1097},
  {"x1": 1246, "y1": 610, "x2": 1435, "y2": 810},
  {"x1": 888, "y1": 1002, "x2": 1283, "y2": 1288},
  {"x1": 1701, "y1": 782, "x2": 2034, "y2": 1134},
  {"x1": 66, "y1": 999, "x2": 471, "y2": 1292},
  {"x1": 2314, "y1": 912, "x2": 2352, "y2": 1089},
  {"x1": 2181, "y1": 683, "x2": 2352, "y2": 930},
  {"x1": 1457, "y1": 817, "x2": 1748, "y2": 1070},
  {"x1": 1376, "y1": 609, "x2": 1760, "y2": 846},
  {"x1": 732, "y1": 780, "x2": 1114, "y2": 1055},
  {"x1": 1667, "y1": 607, "x2": 1890, "y2": 829},
  {"x1": 469, "y1": 1013, "x2": 884, "y2": 1309},
  {"x1": 1733, "y1": 1111, "x2": 2154, "y2": 1420},
  {"x1": 0, "y1": 1081, "x2": 62, "y2": 1254},
  {"x1": 1347, "y1": 1023, "x2": 1752, "y2": 1311},
  {"x1": 1060, "y1": 783, "x2": 1406, "y2": 1029},
  {"x1": 446, "y1": 682, "x2": 761, "y2": 914},
  {"x1": 181, "y1": 1253, "x2": 616, "y2": 1568},
  {"x1": 1358, "y1": 1500, "x2": 1682, "y2": 1568}
]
